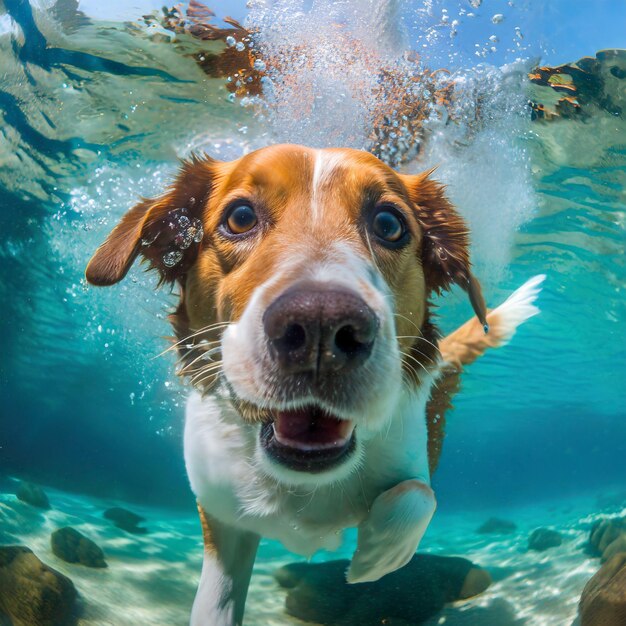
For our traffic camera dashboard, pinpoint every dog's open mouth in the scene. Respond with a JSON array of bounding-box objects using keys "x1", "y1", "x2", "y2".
[{"x1": 260, "y1": 405, "x2": 356, "y2": 472}]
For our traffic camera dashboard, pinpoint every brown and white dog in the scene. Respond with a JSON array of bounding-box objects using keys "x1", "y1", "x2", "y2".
[{"x1": 86, "y1": 144, "x2": 543, "y2": 625}]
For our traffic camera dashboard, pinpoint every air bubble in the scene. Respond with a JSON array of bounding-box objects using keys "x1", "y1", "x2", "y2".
[
  {"x1": 253, "y1": 59, "x2": 266, "y2": 71},
  {"x1": 491, "y1": 13, "x2": 504, "y2": 24},
  {"x1": 235, "y1": 42, "x2": 245, "y2": 52},
  {"x1": 163, "y1": 250, "x2": 183, "y2": 267},
  {"x1": 174, "y1": 230, "x2": 193, "y2": 250},
  {"x1": 469, "y1": 0, "x2": 482, "y2": 7},
  {"x1": 225, "y1": 36, "x2": 236, "y2": 47},
  {"x1": 191, "y1": 219, "x2": 204, "y2": 242}
]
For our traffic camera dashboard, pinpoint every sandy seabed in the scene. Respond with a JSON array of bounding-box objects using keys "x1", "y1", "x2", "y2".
[{"x1": 1, "y1": 479, "x2": 623, "y2": 626}]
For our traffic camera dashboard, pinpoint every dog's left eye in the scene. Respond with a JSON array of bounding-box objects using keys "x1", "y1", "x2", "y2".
[
  {"x1": 224, "y1": 204, "x2": 258, "y2": 235},
  {"x1": 371, "y1": 208, "x2": 407, "y2": 244}
]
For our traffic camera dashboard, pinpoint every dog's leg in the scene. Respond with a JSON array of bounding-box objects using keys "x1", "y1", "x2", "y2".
[
  {"x1": 347, "y1": 478, "x2": 436, "y2": 584},
  {"x1": 191, "y1": 505, "x2": 260, "y2": 626},
  {"x1": 348, "y1": 276, "x2": 545, "y2": 584}
]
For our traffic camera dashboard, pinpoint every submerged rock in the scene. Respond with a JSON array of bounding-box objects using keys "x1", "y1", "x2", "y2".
[
  {"x1": 16, "y1": 481, "x2": 50, "y2": 509},
  {"x1": 602, "y1": 535, "x2": 626, "y2": 562},
  {"x1": 274, "y1": 554, "x2": 491, "y2": 625},
  {"x1": 51, "y1": 527, "x2": 107, "y2": 568},
  {"x1": 579, "y1": 552, "x2": 626, "y2": 626},
  {"x1": 588, "y1": 516, "x2": 626, "y2": 562},
  {"x1": 476, "y1": 517, "x2": 517, "y2": 534},
  {"x1": 528, "y1": 527, "x2": 563, "y2": 551},
  {"x1": 529, "y1": 49, "x2": 626, "y2": 120},
  {"x1": 103, "y1": 507, "x2": 147, "y2": 534},
  {"x1": 0, "y1": 545, "x2": 77, "y2": 626}
]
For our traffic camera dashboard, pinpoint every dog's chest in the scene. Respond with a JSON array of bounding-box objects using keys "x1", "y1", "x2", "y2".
[{"x1": 184, "y1": 390, "x2": 431, "y2": 556}]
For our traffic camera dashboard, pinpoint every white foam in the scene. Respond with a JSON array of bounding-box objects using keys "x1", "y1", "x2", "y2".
[{"x1": 248, "y1": 3, "x2": 536, "y2": 285}]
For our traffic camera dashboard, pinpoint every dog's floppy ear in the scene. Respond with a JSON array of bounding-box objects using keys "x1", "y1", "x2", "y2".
[
  {"x1": 86, "y1": 155, "x2": 216, "y2": 287},
  {"x1": 401, "y1": 169, "x2": 489, "y2": 331}
]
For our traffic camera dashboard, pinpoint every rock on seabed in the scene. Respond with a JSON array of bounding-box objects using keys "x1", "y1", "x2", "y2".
[
  {"x1": 588, "y1": 516, "x2": 626, "y2": 562},
  {"x1": 16, "y1": 481, "x2": 50, "y2": 509},
  {"x1": 476, "y1": 517, "x2": 517, "y2": 534},
  {"x1": 51, "y1": 527, "x2": 107, "y2": 568},
  {"x1": 275, "y1": 554, "x2": 491, "y2": 625},
  {"x1": 0, "y1": 546, "x2": 77, "y2": 626},
  {"x1": 103, "y1": 506, "x2": 147, "y2": 534},
  {"x1": 579, "y1": 552, "x2": 626, "y2": 626},
  {"x1": 528, "y1": 527, "x2": 563, "y2": 551}
]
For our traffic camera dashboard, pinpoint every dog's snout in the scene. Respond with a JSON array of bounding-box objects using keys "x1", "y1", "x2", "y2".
[{"x1": 263, "y1": 287, "x2": 378, "y2": 375}]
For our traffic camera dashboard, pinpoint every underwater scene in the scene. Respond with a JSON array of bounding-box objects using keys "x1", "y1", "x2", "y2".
[{"x1": 0, "y1": 0, "x2": 625, "y2": 624}]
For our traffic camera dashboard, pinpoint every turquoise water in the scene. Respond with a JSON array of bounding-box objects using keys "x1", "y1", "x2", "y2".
[{"x1": 0, "y1": 1, "x2": 625, "y2": 625}]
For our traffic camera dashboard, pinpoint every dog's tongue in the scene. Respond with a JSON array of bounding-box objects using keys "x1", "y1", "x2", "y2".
[{"x1": 273, "y1": 407, "x2": 354, "y2": 451}]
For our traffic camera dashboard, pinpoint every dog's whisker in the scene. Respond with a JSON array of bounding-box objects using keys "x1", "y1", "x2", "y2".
[
  {"x1": 156, "y1": 323, "x2": 231, "y2": 357},
  {"x1": 178, "y1": 347, "x2": 222, "y2": 371},
  {"x1": 191, "y1": 372, "x2": 223, "y2": 390},
  {"x1": 189, "y1": 362, "x2": 224, "y2": 381},
  {"x1": 190, "y1": 361, "x2": 223, "y2": 373},
  {"x1": 400, "y1": 345, "x2": 435, "y2": 369},
  {"x1": 157, "y1": 336, "x2": 223, "y2": 359},
  {"x1": 166, "y1": 328, "x2": 226, "y2": 351},
  {"x1": 396, "y1": 332, "x2": 443, "y2": 359},
  {"x1": 364, "y1": 230, "x2": 382, "y2": 274},
  {"x1": 393, "y1": 316, "x2": 443, "y2": 357},
  {"x1": 177, "y1": 349, "x2": 223, "y2": 372},
  {"x1": 400, "y1": 362, "x2": 420, "y2": 387},
  {"x1": 184, "y1": 360, "x2": 222, "y2": 376},
  {"x1": 393, "y1": 312, "x2": 423, "y2": 334},
  {"x1": 401, "y1": 363, "x2": 421, "y2": 389},
  {"x1": 399, "y1": 349, "x2": 431, "y2": 377}
]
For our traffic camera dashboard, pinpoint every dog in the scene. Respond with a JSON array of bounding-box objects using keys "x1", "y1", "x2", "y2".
[{"x1": 86, "y1": 144, "x2": 543, "y2": 625}]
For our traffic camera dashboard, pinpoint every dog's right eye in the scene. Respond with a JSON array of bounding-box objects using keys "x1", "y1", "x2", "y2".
[{"x1": 224, "y1": 204, "x2": 258, "y2": 235}]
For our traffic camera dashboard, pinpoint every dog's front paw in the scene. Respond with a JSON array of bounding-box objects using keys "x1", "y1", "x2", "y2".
[{"x1": 347, "y1": 479, "x2": 436, "y2": 584}]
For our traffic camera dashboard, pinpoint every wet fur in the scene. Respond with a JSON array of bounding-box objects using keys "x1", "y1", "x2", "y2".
[{"x1": 86, "y1": 144, "x2": 542, "y2": 625}]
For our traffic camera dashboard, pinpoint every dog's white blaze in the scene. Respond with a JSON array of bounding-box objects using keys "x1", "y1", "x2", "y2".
[{"x1": 311, "y1": 150, "x2": 343, "y2": 223}]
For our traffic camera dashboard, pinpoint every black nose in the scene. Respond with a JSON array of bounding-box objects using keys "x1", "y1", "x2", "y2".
[{"x1": 263, "y1": 286, "x2": 379, "y2": 376}]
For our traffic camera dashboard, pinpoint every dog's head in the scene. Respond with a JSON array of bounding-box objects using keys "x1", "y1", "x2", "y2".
[{"x1": 87, "y1": 144, "x2": 486, "y2": 485}]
